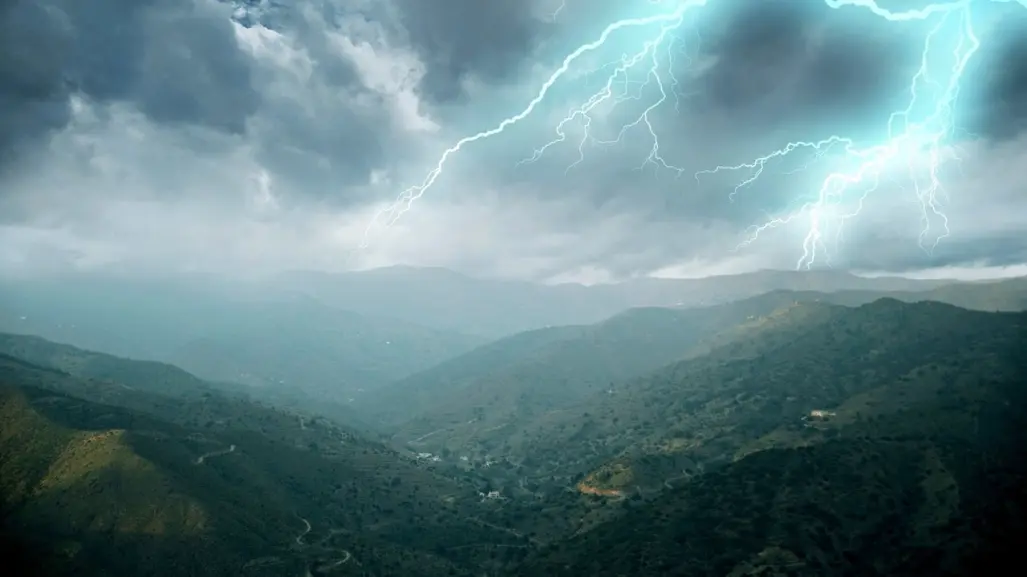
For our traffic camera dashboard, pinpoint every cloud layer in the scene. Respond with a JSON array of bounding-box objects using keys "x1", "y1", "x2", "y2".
[{"x1": 1, "y1": 0, "x2": 1025, "y2": 281}]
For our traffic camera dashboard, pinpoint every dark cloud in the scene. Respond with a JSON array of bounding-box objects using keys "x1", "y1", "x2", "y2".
[
  {"x1": 465, "y1": 0, "x2": 958, "y2": 230},
  {"x1": 251, "y1": 99, "x2": 387, "y2": 203},
  {"x1": 232, "y1": 0, "x2": 361, "y2": 88},
  {"x1": 847, "y1": 232, "x2": 1027, "y2": 273},
  {"x1": 970, "y1": 7, "x2": 1027, "y2": 140},
  {"x1": 2, "y1": 0, "x2": 1026, "y2": 279},
  {"x1": 224, "y1": 0, "x2": 399, "y2": 194},
  {"x1": 0, "y1": 0, "x2": 72, "y2": 166},
  {"x1": 0, "y1": 0, "x2": 259, "y2": 168},
  {"x1": 692, "y1": 0, "x2": 924, "y2": 136},
  {"x1": 133, "y1": 2, "x2": 259, "y2": 133},
  {"x1": 387, "y1": 0, "x2": 658, "y2": 104},
  {"x1": 392, "y1": 0, "x2": 549, "y2": 102},
  {"x1": 694, "y1": 0, "x2": 1027, "y2": 143},
  {"x1": 532, "y1": 0, "x2": 1027, "y2": 229}
]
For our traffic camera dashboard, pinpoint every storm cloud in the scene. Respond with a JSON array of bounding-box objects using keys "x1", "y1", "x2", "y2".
[
  {"x1": 0, "y1": 0, "x2": 258, "y2": 164},
  {"x1": 0, "y1": 0, "x2": 1025, "y2": 281}
]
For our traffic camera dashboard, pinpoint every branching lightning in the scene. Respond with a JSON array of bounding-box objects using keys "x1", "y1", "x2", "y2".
[
  {"x1": 699, "y1": 0, "x2": 982, "y2": 268},
  {"x1": 360, "y1": 0, "x2": 710, "y2": 248},
  {"x1": 516, "y1": 10, "x2": 695, "y2": 176},
  {"x1": 362, "y1": 0, "x2": 1023, "y2": 270}
]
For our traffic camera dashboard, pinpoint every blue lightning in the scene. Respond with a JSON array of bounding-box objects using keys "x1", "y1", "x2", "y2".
[
  {"x1": 515, "y1": 10, "x2": 695, "y2": 176},
  {"x1": 549, "y1": 0, "x2": 567, "y2": 22},
  {"x1": 700, "y1": 0, "x2": 982, "y2": 269},
  {"x1": 360, "y1": 0, "x2": 710, "y2": 248},
  {"x1": 362, "y1": 0, "x2": 1023, "y2": 270}
]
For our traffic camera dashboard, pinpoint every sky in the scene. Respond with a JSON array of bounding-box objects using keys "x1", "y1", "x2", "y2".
[{"x1": 1, "y1": 0, "x2": 1026, "y2": 283}]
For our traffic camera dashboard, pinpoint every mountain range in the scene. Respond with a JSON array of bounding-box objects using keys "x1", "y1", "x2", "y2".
[
  {"x1": 1, "y1": 267, "x2": 1026, "y2": 576},
  {"x1": 275, "y1": 266, "x2": 962, "y2": 336},
  {"x1": 5, "y1": 266, "x2": 1020, "y2": 405}
]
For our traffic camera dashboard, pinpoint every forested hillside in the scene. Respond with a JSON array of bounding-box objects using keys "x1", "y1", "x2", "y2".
[
  {"x1": 2, "y1": 295, "x2": 1025, "y2": 577},
  {"x1": 516, "y1": 310, "x2": 1027, "y2": 575},
  {"x1": 0, "y1": 353, "x2": 528, "y2": 577}
]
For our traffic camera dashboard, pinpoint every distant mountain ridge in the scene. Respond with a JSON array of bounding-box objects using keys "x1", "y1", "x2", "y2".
[
  {"x1": 356, "y1": 294, "x2": 829, "y2": 433},
  {"x1": 1, "y1": 267, "x2": 993, "y2": 417},
  {"x1": 0, "y1": 278, "x2": 485, "y2": 404},
  {"x1": 364, "y1": 277, "x2": 1027, "y2": 460},
  {"x1": 276, "y1": 266, "x2": 958, "y2": 336}
]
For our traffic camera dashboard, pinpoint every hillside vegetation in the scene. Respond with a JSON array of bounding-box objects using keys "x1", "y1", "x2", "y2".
[
  {"x1": 2, "y1": 290, "x2": 1026, "y2": 577},
  {"x1": 482, "y1": 300, "x2": 1025, "y2": 486},
  {"x1": 0, "y1": 353, "x2": 529, "y2": 577},
  {"x1": 371, "y1": 279, "x2": 1027, "y2": 463},
  {"x1": 360, "y1": 292, "x2": 844, "y2": 438},
  {"x1": 514, "y1": 306, "x2": 1027, "y2": 575},
  {"x1": 362, "y1": 303, "x2": 765, "y2": 428},
  {"x1": 372, "y1": 299, "x2": 1027, "y2": 551}
]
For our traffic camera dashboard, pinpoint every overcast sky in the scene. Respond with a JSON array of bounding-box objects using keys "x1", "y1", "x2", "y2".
[{"x1": 1, "y1": 0, "x2": 1025, "y2": 282}]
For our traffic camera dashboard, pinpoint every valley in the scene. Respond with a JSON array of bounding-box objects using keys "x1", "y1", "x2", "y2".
[{"x1": 1, "y1": 269, "x2": 1025, "y2": 576}]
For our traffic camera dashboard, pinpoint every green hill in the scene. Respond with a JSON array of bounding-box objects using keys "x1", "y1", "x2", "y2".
[
  {"x1": 491, "y1": 300, "x2": 1024, "y2": 485},
  {"x1": 513, "y1": 305, "x2": 1027, "y2": 575},
  {"x1": 769, "y1": 275, "x2": 1027, "y2": 312},
  {"x1": 434, "y1": 299, "x2": 1022, "y2": 549},
  {"x1": 370, "y1": 278, "x2": 1027, "y2": 462},
  {"x1": 358, "y1": 297, "x2": 793, "y2": 452},
  {"x1": 0, "y1": 352, "x2": 530, "y2": 576},
  {"x1": 4, "y1": 273, "x2": 1020, "y2": 413}
]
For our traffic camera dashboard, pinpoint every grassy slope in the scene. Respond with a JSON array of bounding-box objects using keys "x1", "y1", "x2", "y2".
[
  {"x1": 0, "y1": 382, "x2": 277, "y2": 576},
  {"x1": 0, "y1": 353, "x2": 528, "y2": 577}
]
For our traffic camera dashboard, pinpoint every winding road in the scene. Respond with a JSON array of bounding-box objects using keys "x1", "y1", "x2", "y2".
[
  {"x1": 193, "y1": 444, "x2": 236, "y2": 465},
  {"x1": 295, "y1": 515, "x2": 312, "y2": 546},
  {"x1": 292, "y1": 517, "x2": 357, "y2": 575}
]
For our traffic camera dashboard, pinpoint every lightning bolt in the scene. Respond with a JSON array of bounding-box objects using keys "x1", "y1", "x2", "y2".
[
  {"x1": 515, "y1": 10, "x2": 694, "y2": 176},
  {"x1": 699, "y1": 0, "x2": 983, "y2": 269},
  {"x1": 362, "y1": 0, "x2": 1022, "y2": 271},
  {"x1": 360, "y1": 0, "x2": 711, "y2": 248},
  {"x1": 549, "y1": 0, "x2": 567, "y2": 22}
]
